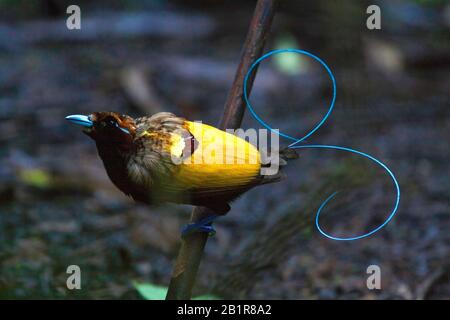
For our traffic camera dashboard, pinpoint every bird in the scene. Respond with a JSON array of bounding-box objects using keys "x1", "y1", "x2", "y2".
[{"x1": 66, "y1": 111, "x2": 297, "y2": 219}]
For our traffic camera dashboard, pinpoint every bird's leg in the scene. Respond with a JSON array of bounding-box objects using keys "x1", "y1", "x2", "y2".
[
  {"x1": 181, "y1": 214, "x2": 220, "y2": 238},
  {"x1": 180, "y1": 202, "x2": 230, "y2": 238}
]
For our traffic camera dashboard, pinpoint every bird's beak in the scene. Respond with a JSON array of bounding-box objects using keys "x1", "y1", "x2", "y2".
[{"x1": 65, "y1": 114, "x2": 93, "y2": 128}]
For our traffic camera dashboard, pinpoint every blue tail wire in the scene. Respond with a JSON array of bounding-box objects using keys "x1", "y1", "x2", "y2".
[
  {"x1": 288, "y1": 144, "x2": 400, "y2": 241},
  {"x1": 182, "y1": 48, "x2": 401, "y2": 241},
  {"x1": 242, "y1": 49, "x2": 401, "y2": 241}
]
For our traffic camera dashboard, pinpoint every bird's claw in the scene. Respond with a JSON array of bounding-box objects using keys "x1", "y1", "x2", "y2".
[{"x1": 181, "y1": 215, "x2": 219, "y2": 238}]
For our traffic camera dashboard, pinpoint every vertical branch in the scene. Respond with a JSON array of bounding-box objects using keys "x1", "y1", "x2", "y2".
[{"x1": 166, "y1": 0, "x2": 278, "y2": 300}]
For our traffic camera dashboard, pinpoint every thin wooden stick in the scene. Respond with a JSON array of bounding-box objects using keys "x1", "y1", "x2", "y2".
[{"x1": 165, "y1": 0, "x2": 279, "y2": 300}]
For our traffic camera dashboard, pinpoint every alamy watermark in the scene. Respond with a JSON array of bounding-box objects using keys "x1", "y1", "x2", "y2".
[
  {"x1": 66, "y1": 5, "x2": 81, "y2": 30},
  {"x1": 366, "y1": 5, "x2": 381, "y2": 30},
  {"x1": 66, "y1": 265, "x2": 81, "y2": 290},
  {"x1": 366, "y1": 264, "x2": 381, "y2": 290}
]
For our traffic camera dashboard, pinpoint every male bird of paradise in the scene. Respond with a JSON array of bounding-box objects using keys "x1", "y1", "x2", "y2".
[{"x1": 66, "y1": 112, "x2": 297, "y2": 217}]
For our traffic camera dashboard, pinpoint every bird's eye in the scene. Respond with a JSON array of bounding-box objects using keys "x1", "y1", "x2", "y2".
[
  {"x1": 97, "y1": 117, "x2": 129, "y2": 134},
  {"x1": 100, "y1": 118, "x2": 116, "y2": 128}
]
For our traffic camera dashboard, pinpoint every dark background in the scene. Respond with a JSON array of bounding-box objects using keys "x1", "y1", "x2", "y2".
[{"x1": 0, "y1": 0, "x2": 448, "y2": 299}]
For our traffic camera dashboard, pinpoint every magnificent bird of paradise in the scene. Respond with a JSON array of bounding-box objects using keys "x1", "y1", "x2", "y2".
[{"x1": 66, "y1": 112, "x2": 297, "y2": 222}]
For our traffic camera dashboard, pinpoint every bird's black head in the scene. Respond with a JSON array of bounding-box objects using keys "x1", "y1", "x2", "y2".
[{"x1": 66, "y1": 111, "x2": 136, "y2": 146}]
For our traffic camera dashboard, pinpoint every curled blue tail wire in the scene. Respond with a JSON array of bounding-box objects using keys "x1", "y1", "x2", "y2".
[
  {"x1": 289, "y1": 145, "x2": 401, "y2": 241},
  {"x1": 244, "y1": 49, "x2": 401, "y2": 241},
  {"x1": 244, "y1": 49, "x2": 337, "y2": 144}
]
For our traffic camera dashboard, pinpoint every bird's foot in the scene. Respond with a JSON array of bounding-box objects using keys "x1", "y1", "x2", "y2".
[{"x1": 181, "y1": 214, "x2": 219, "y2": 238}]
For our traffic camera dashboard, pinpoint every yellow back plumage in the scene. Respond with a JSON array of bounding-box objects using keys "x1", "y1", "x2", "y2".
[{"x1": 170, "y1": 121, "x2": 261, "y2": 189}]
